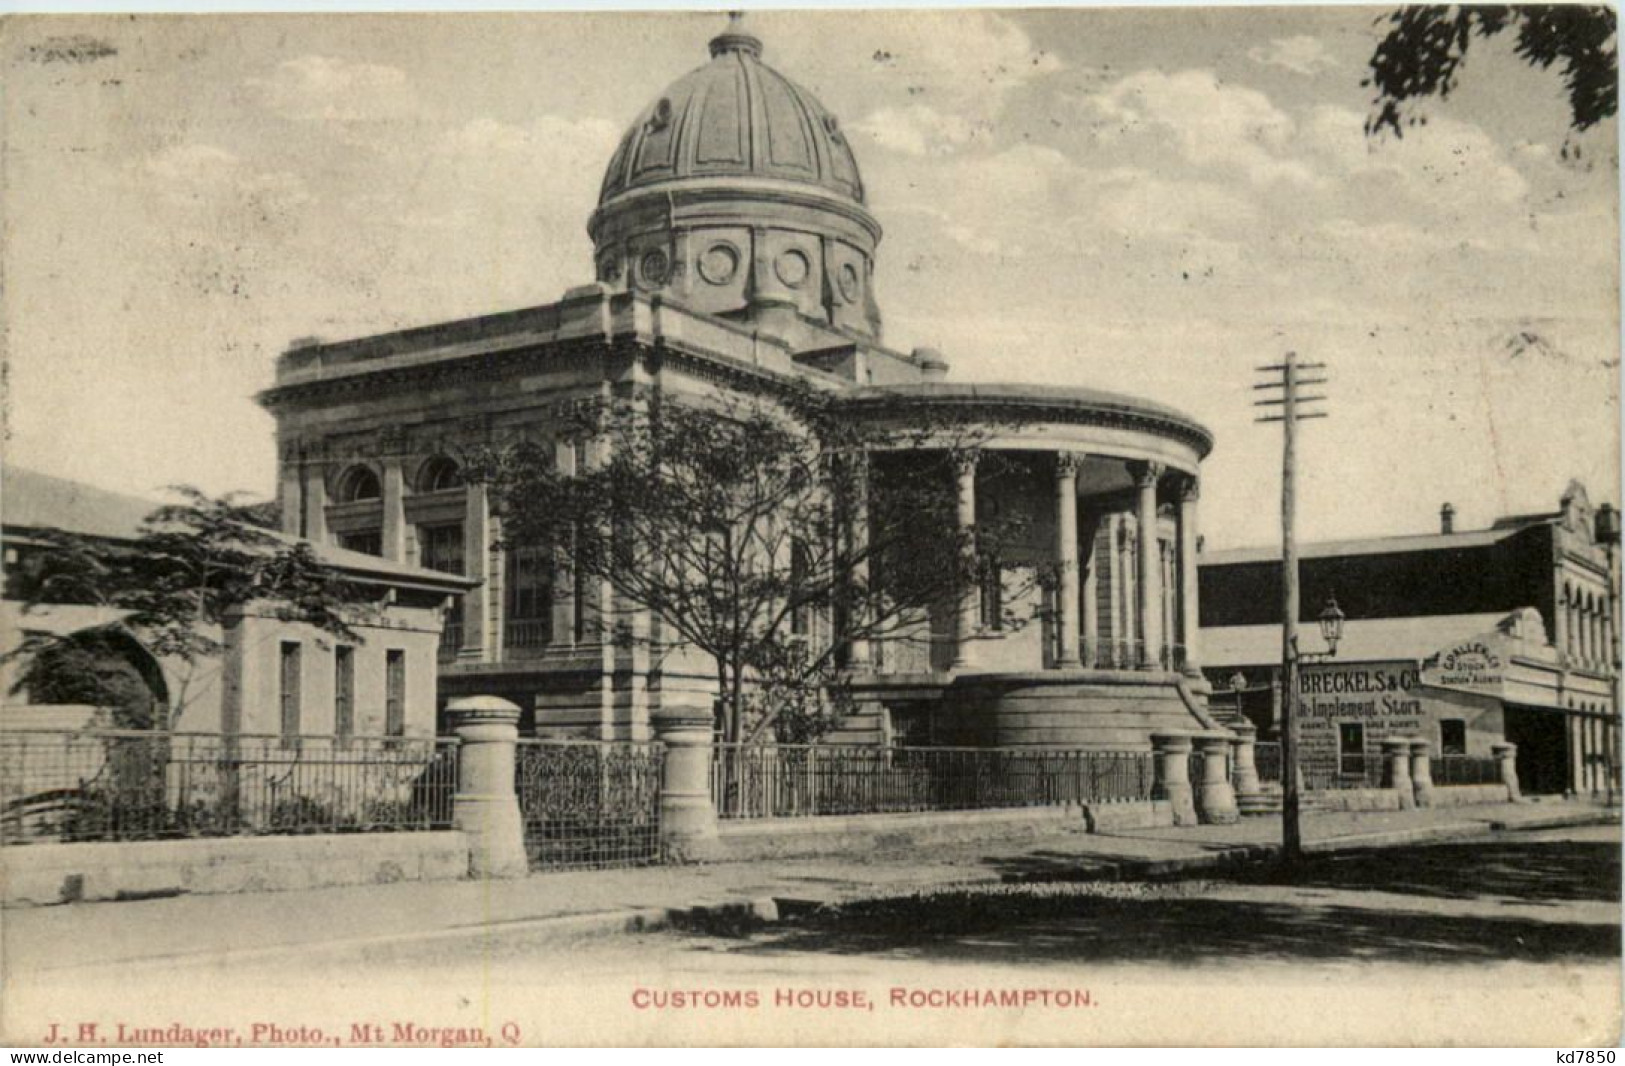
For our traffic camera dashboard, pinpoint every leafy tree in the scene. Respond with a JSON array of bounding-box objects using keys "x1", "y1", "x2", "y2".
[
  {"x1": 8, "y1": 486, "x2": 372, "y2": 728},
  {"x1": 1365, "y1": 6, "x2": 1617, "y2": 140},
  {"x1": 485, "y1": 386, "x2": 1035, "y2": 744}
]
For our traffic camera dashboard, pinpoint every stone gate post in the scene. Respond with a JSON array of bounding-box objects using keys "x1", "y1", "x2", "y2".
[
  {"x1": 1409, "y1": 738, "x2": 1435, "y2": 808},
  {"x1": 447, "y1": 696, "x2": 529, "y2": 878},
  {"x1": 1381, "y1": 737, "x2": 1415, "y2": 810},
  {"x1": 1492, "y1": 742, "x2": 1521, "y2": 801},
  {"x1": 1151, "y1": 731, "x2": 1198, "y2": 826},
  {"x1": 651, "y1": 704, "x2": 723, "y2": 862},
  {"x1": 1195, "y1": 734, "x2": 1239, "y2": 825},
  {"x1": 1230, "y1": 721, "x2": 1265, "y2": 815}
]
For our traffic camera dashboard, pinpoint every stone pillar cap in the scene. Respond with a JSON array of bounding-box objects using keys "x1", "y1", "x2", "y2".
[
  {"x1": 1407, "y1": 737, "x2": 1432, "y2": 751},
  {"x1": 446, "y1": 695, "x2": 522, "y2": 719}
]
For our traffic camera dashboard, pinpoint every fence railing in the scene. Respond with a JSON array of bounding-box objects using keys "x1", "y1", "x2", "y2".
[
  {"x1": 503, "y1": 618, "x2": 552, "y2": 649},
  {"x1": 1431, "y1": 755, "x2": 1501, "y2": 786},
  {"x1": 0, "y1": 730, "x2": 458, "y2": 845},
  {"x1": 514, "y1": 738, "x2": 663, "y2": 870},
  {"x1": 711, "y1": 744, "x2": 1155, "y2": 820},
  {"x1": 1304, "y1": 754, "x2": 1385, "y2": 791}
]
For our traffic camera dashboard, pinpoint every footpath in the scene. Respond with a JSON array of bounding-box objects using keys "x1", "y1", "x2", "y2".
[{"x1": 4, "y1": 797, "x2": 1614, "y2": 975}]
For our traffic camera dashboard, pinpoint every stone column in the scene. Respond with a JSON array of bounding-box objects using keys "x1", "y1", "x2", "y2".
[
  {"x1": 1054, "y1": 453, "x2": 1083, "y2": 668},
  {"x1": 381, "y1": 458, "x2": 407, "y2": 562},
  {"x1": 447, "y1": 696, "x2": 529, "y2": 878},
  {"x1": 847, "y1": 453, "x2": 873, "y2": 669},
  {"x1": 650, "y1": 703, "x2": 723, "y2": 862},
  {"x1": 551, "y1": 439, "x2": 578, "y2": 648},
  {"x1": 1151, "y1": 731, "x2": 1198, "y2": 826},
  {"x1": 1131, "y1": 462, "x2": 1164, "y2": 668},
  {"x1": 279, "y1": 463, "x2": 302, "y2": 537},
  {"x1": 1409, "y1": 738, "x2": 1434, "y2": 808},
  {"x1": 1492, "y1": 741, "x2": 1521, "y2": 801},
  {"x1": 1382, "y1": 737, "x2": 1415, "y2": 810},
  {"x1": 1231, "y1": 721, "x2": 1264, "y2": 813},
  {"x1": 1195, "y1": 734, "x2": 1239, "y2": 824},
  {"x1": 459, "y1": 482, "x2": 491, "y2": 662},
  {"x1": 1178, "y1": 475, "x2": 1202, "y2": 674},
  {"x1": 1107, "y1": 517, "x2": 1125, "y2": 667},
  {"x1": 951, "y1": 453, "x2": 980, "y2": 671},
  {"x1": 1081, "y1": 522, "x2": 1100, "y2": 668},
  {"x1": 302, "y1": 466, "x2": 329, "y2": 544}
]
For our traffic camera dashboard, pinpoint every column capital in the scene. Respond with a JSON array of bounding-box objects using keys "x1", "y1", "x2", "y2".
[
  {"x1": 1178, "y1": 472, "x2": 1201, "y2": 502},
  {"x1": 1128, "y1": 460, "x2": 1166, "y2": 489},
  {"x1": 1055, "y1": 451, "x2": 1087, "y2": 479},
  {"x1": 952, "y1": 450, "x2": 981, "y2": 475}
]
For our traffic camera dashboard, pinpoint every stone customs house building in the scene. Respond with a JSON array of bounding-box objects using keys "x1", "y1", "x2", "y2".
[
  {"x1": 1200, "y1": 484, "x2": 1620, "y2": 797},
  {"x1": 259, "y1": 23, "x2": 1220, "y2": 748}
]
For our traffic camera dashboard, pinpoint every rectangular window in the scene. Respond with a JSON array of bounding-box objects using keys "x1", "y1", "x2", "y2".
[
  {"x1": 334, "y1": 646, "x2": 355, "y2": 738},
  {"x1": 979, "y1": 555, "x2": 1004, "y2": 632},
  {"x1": 421, "y1": 524, "x2": 465, "y2": 652},
  {"x1": 385, "y1": 649, "x2": 406, "y2": 737},
  {"x1": 419, "y1": 523, "x2": 465, "y2": 574},
  {"x1": 338, "y1": 529, "x2": 382, "y2": 557},
  {"x1": 1338, "y1": 722, "x2": 1365, "y2": 777},
  {"x1": 279, "y1": 642, "x2": 302, "y2": 745},
  {"x1": 1440, "y1": 719, "x2": 1467, "y2": 756},
  {"x1": 790, "y1": 539, "x2": 810, "y2": 637},
  {"x1": 505, "y1": 546, "x2": 554, "y2": 648}
]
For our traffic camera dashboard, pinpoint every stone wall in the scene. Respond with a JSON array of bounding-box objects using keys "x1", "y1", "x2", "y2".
[
  {"x1": 716, "y1": 806, "x2": 1084, "y2": 861},
  {"x1": 2, "y1": 831, "x2": 470, "y2": 906}
]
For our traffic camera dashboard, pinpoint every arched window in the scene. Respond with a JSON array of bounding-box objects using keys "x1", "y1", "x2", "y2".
[
  {"x1": 1566, "y1": 584, "x2": 1578, "y2": 656},
  {"x1": 418, "y1": 456, "x2": 462, "y2": 493},
  {"x1": 335, "y1": 465, "x2": 381, "y2": 503}
]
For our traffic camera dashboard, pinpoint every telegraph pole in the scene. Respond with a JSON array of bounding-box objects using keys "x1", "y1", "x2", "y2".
[{"x1": 1255, "y1": 351, "x2": 1327, "y2": 863}]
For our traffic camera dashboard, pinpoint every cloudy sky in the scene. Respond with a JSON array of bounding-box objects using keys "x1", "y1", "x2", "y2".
[{"x1": 3, "y1": 7, "x2": 1618, "y2": 548}]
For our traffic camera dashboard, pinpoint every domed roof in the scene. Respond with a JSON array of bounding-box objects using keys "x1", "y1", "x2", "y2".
[{"x1": 598, "y1": 21, "x2": 865, "y2": 206}]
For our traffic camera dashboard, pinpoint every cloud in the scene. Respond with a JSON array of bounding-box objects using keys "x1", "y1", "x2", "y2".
[
  {"x1": 1248, "y1": 36, "x2": 1339, "y2": 76},
  {"x1": 1303, "y1": 105, "x2": 1529, "y2": 207},
  {"x1": 251, "y1": 55, "x2": 413, "y2": 121},
  {"x1": 1081, "y1": 70, "x2": 1316, "y2": 187},
  {"x1": 851, "y1": 105, "x2": 985, "y2": 156},
  {"x1": 144, "y1": 143, "x2": 311, "y2": 213},
  {"x1": 1090, "y1": 178, "x2": 1258, "y2": 238},
  {"x1": 778, "y1": 11, "x2": 1060, "y2": 157}
]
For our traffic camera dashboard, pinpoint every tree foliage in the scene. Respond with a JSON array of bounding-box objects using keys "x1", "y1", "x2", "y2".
[
  {"x1": 487, "y1": 386, "x2": 1035, "y2": 744},
  {"x1": 9, "y1": 487, "x2": 372, "y2": 727},
  {"x1": 1365, "y1": 6, "x2": 1618, "y2": 140}
]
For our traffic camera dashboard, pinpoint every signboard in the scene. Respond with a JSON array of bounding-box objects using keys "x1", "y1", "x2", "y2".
[
  {"x1": 1422, "y1": 633, "x2": 1508, "y2": 696},
  {"x1": 1295, "y1": 661, "x2": 1426, "y2": 780}
]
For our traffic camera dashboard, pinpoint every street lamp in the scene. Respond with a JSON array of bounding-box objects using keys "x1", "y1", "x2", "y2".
[{"x1": 1296, "y1": 595, "x2": 1345, "y2": 664}]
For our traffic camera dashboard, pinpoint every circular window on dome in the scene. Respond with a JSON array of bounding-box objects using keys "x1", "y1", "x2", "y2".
[
  {"x1": 640, "y1": 249, "x2": 670, "y2": 287},
  {"x1": 698, "y1": 243, "x2": 739, "y2": 286},
  {"x1": 838, "y1": 262, "x2": 861, "y2": 302},
  {"x1": 774, "y1": 249, "x2": 811, "y2": 289}
]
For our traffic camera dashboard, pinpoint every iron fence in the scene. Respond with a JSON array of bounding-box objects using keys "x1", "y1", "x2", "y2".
[
  {"x1": 514, "y1": 738, "x2": 663, "y2": 870},
  {"x1": 1303, "y1": 753, "x2": 1385, "y2": 791},
  {"x1": 0, "y1": 730, "x2": 458, "y2": 845},
  {"x1": 1431, "y1": 755, "x2": 1501, "y2": 786},
  {"x1": 711, "y1": 744, "x2": 1155, "y2": 820}
]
